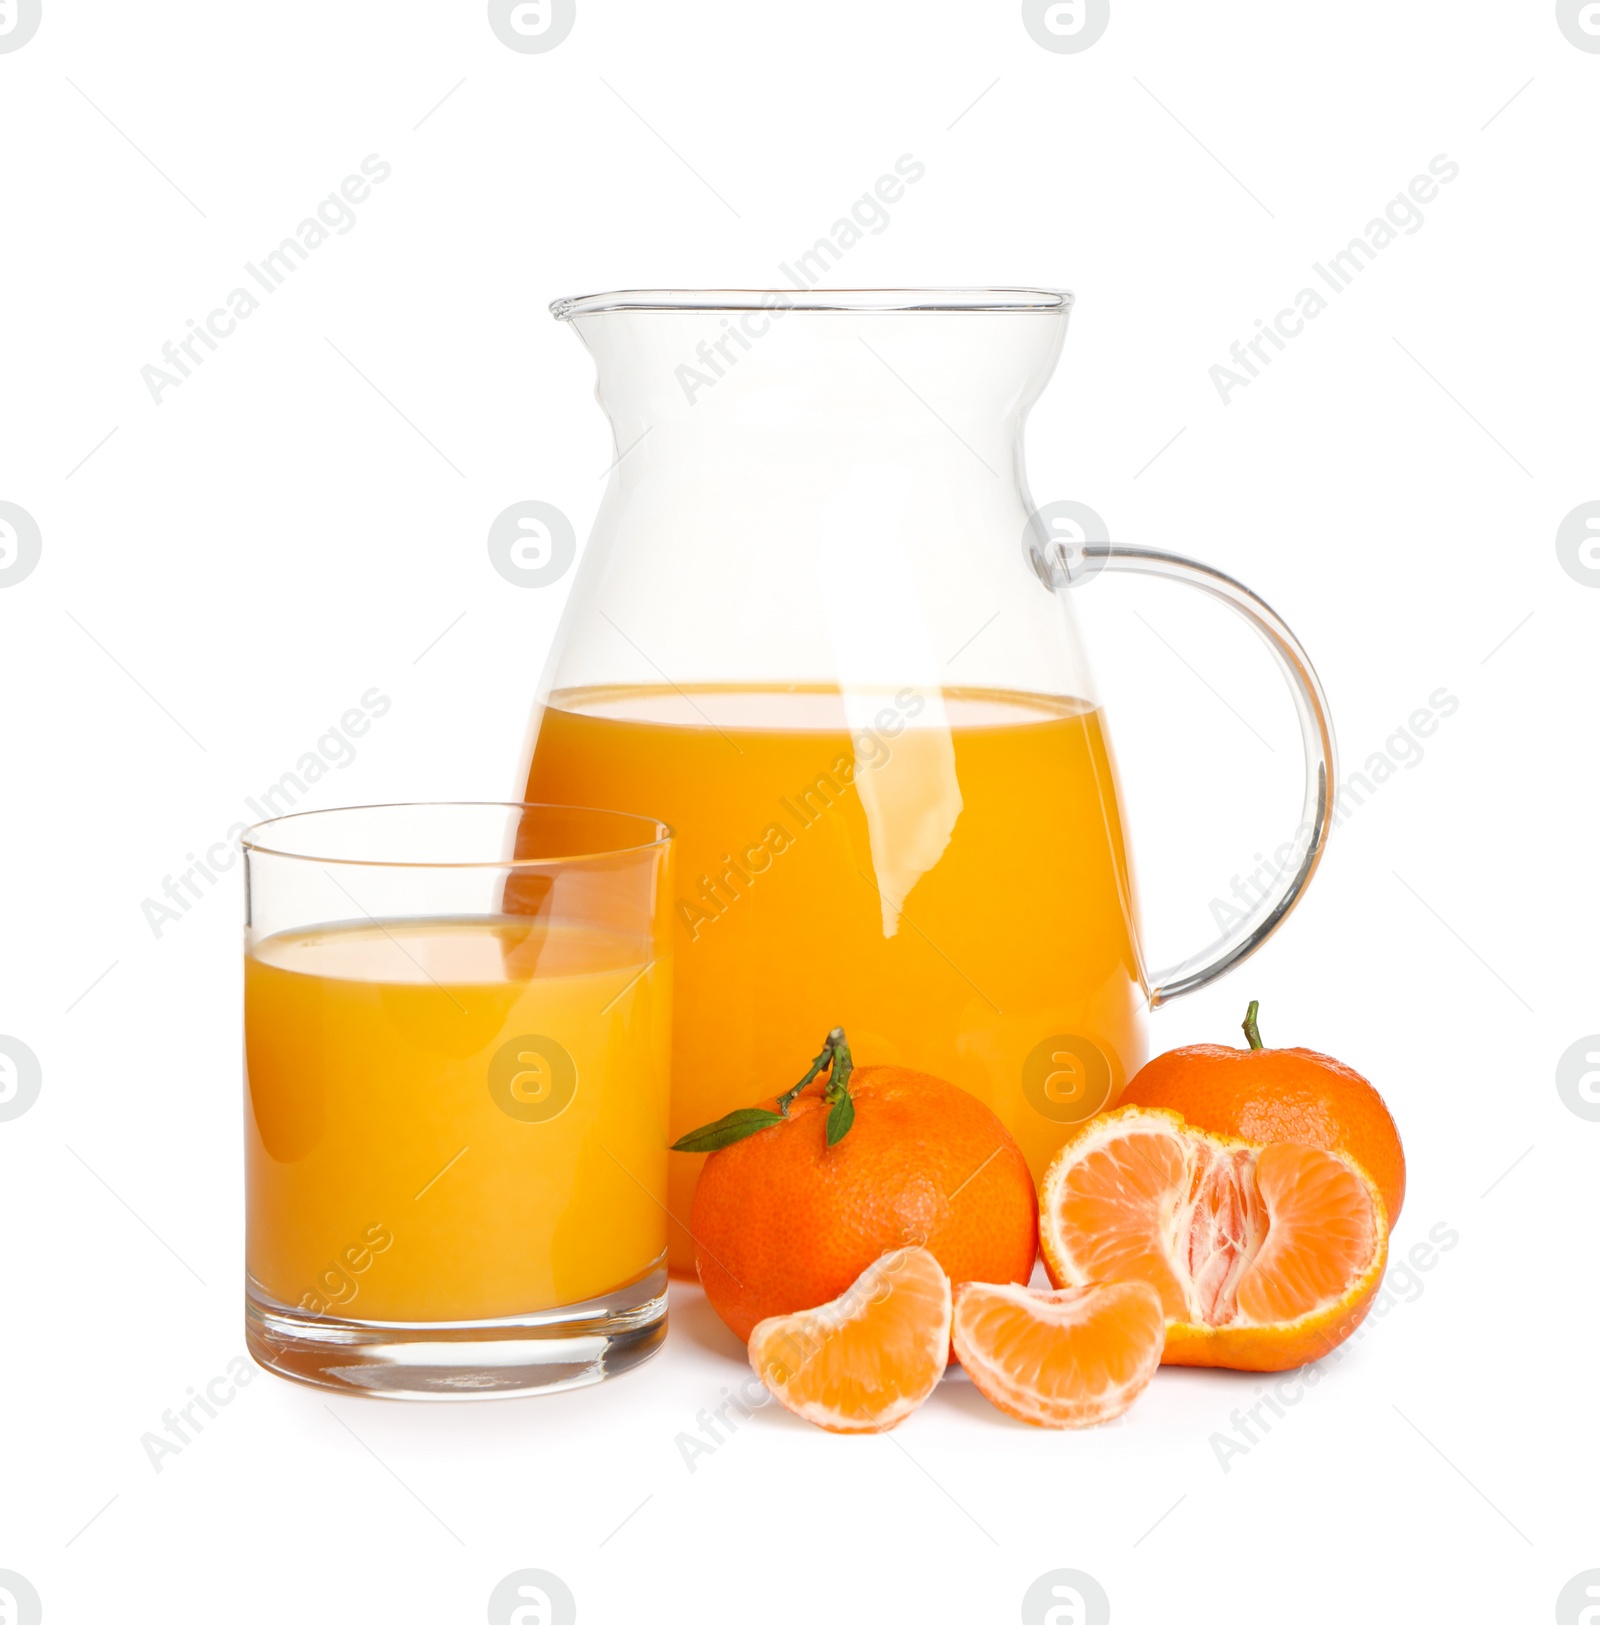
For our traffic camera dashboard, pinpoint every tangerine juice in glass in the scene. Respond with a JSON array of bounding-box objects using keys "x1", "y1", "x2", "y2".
[
  {"x1": 522, "y1": 684, "x2": 1146, "y2": 1269},
  {"x1": 242, "y1": 803, "x2": 673, "y2": 1399}
]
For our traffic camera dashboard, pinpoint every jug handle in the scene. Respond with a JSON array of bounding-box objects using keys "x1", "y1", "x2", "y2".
[{"x1": 1078, "y1": 543, "x2": 1337, "y2": 1007}]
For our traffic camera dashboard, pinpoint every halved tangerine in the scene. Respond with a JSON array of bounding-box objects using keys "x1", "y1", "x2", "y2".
[
  {"x1": 1039, "y1": 1107, "x2": 1388, "y2": 1371},
  {"x1": 952, "y1": 1280, "x2": 1165, "y2": 1428},
  {"x1": 747, "y1": 1246, "x2": 951, "y2": 1433}
]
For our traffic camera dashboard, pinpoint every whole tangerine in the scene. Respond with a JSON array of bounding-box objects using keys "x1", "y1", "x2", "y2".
[
  {"x1": 1119, "y1": 1000, "x2": 1406, "y2": 1224},
  {"x1": 677, "y1": 1028, "x2": 1038, "y2": 1344}
]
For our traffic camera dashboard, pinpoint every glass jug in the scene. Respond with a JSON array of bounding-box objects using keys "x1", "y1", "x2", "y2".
[{"x1": 517, "y1": 288, "x2": 1334, "y2": 1272}]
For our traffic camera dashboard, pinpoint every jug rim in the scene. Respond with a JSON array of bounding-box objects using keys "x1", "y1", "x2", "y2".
[{"x1": 550, "y1": 287, "x2": 1072, "y2": 319}]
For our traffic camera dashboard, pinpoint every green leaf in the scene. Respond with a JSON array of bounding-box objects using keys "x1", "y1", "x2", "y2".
[
  {"x1": 671, "y1": 1108, "x2": 787, "y2": 1154},
  {"x1": 825, "y1": 1090, "x2": 855, "y2": 1147}
]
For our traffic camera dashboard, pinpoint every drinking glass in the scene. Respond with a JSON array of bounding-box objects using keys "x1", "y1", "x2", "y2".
[{"x1": 241, "y1": 802, "x2": 673, "y2": 1399}]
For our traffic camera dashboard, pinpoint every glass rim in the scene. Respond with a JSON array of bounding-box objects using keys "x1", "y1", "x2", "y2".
[
  {"x1": 239, "y1": 801, "x2": 673, "y2": 870},
  {"x1": 551, "y1": 286, "x2": 1073, "y2": 319}
]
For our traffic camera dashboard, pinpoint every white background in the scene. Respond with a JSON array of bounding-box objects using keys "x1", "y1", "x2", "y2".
[{"x1": 2, "y1": 2, "x2": 1596, "y2": 1621}]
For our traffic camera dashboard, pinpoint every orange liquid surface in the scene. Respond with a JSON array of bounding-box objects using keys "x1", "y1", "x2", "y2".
[
  {"x1": 523, "y1": 685, "x2": 1148, "y2": 1270},
  {"x1": 245, "y1": 918, "x2": 670, "y2": 1321}
]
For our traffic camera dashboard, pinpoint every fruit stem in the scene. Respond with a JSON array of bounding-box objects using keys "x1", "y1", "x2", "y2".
[
  {"x1": 821, "y1": 1027, "x2": 854, "y2": 1104},
  {"x1": 818, "y1": 1027, "x2": 856, "y2": 1146},
  {"x1": 1242, "y1": 999, "x2": 1264, "y2": 1051},
  {"x1": 777, "y1": 1027, "x2": 852, "y2": 1115}
]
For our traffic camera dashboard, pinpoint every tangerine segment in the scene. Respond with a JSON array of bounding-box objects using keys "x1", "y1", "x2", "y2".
[
  {"x1": 1040, "y1": 1107, "x2": 1388, "y2": 1372},
  {"x1": 1038, "y1": 1114, "x2": 1191, "y2": 1316},
  {"x1": 952, "y1": 1280, "x2": 1165, "y2": 1429},
  {"x1": 748, "y1": 1247, "x2": 952, "y2": 1434},
  {"x1": 1236, "y1": 1142, "x2": 1378, "y2": 1324}
]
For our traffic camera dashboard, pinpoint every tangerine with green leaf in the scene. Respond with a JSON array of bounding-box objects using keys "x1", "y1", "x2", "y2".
[{"x1": 676, "y1": 1028, "x2": 1038, "y2": 1344}]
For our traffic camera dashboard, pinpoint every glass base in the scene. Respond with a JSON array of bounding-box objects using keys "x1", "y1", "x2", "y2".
[{"x1": 245, "y1": 1261, "x2": 668, "y2": 1400}]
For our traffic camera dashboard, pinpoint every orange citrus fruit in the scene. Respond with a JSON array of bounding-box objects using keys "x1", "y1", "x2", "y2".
[
  {"x1": 952, "y1": 1280, "x2": 1165, "y2": 1428},
  {"x1": 682, "y1": 1030, "x2": 1037, "y2": 1343},
  {"x1": 1120, "y1": 1000, "x2": 1406, "y2": 1223},
  {"x1": 1040, "y1": 1105, "x2": 1388, "y2": 1371},
  {"x1": 748, "y1": 1246, "x2": 952, "y2": 1433}
]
